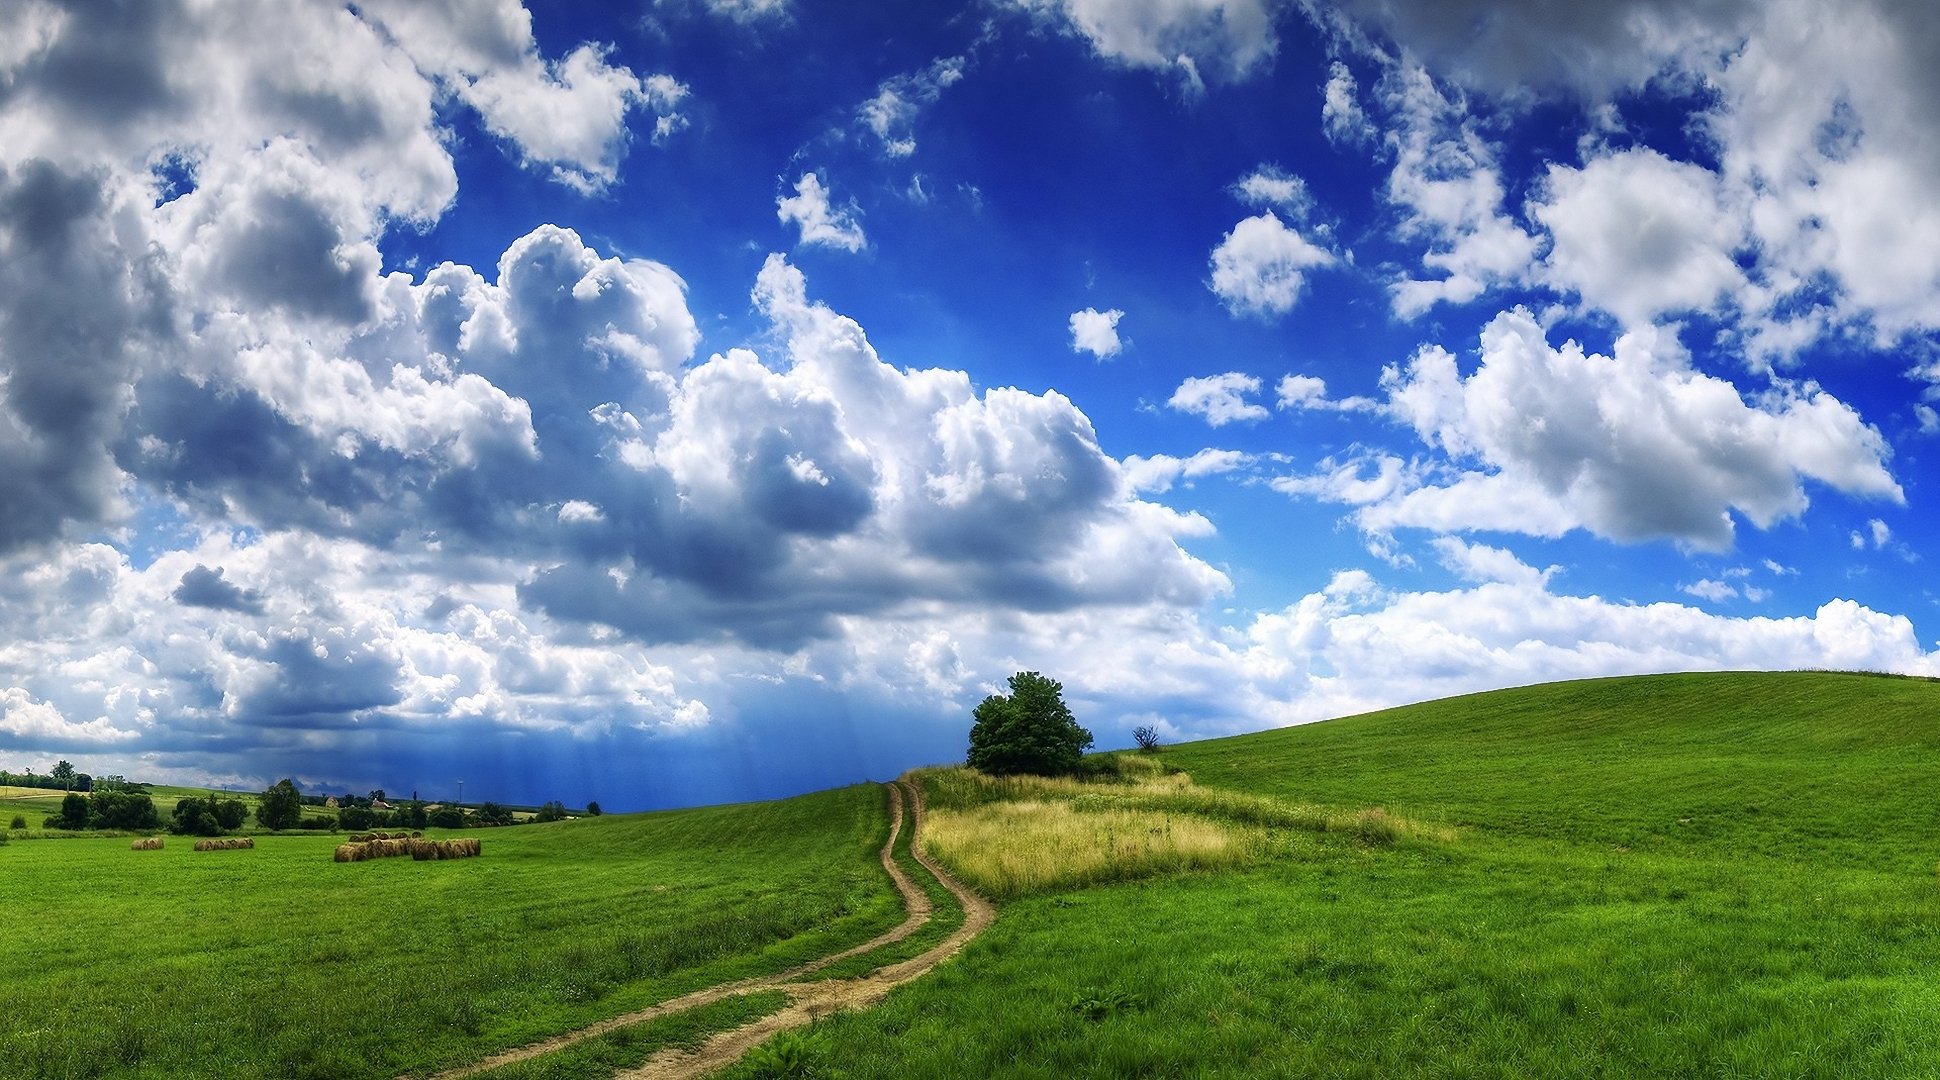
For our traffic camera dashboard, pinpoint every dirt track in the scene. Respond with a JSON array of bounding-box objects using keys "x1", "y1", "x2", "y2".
[{"x1": 426, "y1": 777, "x2": 992, "y2": 1080}]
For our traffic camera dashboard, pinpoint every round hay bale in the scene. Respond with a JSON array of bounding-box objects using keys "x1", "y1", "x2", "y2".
[
  {"x1": 333, "y1": 844, "x2": 356, "y2": 862},
  {"x1": 131, "y1": 837, "x2": 163, "y2": 851}
]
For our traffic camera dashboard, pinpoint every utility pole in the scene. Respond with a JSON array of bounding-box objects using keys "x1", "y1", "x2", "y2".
[{"x1": 456, "y1": 779, "x2": 463, "y2": 807}]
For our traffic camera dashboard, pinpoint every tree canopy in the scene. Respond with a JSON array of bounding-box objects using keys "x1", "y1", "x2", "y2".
[
  {"x1": 967, "y1": 671, "x2": 1093, "y2": 776},
  {"x1": 255, "y1": 778, "x2": 303, "y2": 831}
]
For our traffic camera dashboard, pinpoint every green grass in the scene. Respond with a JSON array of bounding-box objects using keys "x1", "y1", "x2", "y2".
[
  {"x1": 773, "y1": 671, "x2": 1940, "y2": 1078},
  {"x1": 0, "y1": 784, "x2": 900, "y2": 1079}
]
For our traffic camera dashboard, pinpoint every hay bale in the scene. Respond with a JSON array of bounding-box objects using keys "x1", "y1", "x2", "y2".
[
  {"x1": 193, "y1": 837, "x2": 255, "y2": 851},
  {"x1": 131, "y1": 837, "x2": 164, "y2": 851},
  {"x1": 333, "y1": 844, "x2": 356, "y2": 862}
]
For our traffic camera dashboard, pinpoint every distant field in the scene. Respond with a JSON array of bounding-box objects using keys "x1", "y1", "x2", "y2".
[
  {"x1": 0, "y1": 784, "x2": 899, "y2": 1079},
  {"x1": 768, "y1": 672, "x2": 1940, "y2": 1078}
]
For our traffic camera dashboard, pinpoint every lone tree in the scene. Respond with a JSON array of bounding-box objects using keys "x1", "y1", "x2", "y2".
[
  {"x1": 967, "y1": 671, "x2": 1093, "y2": 776},
  {"x1": 255, "y1": 778, "x2": 303, "y2": 831}
]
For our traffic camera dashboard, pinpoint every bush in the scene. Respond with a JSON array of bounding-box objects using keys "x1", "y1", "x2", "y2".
[
  {"x1": 10, "y1": 814, "x2": 25, "y2": 830},
  {"x1": 967, "y1": 671, "x2": 1094, "y2": 777}
]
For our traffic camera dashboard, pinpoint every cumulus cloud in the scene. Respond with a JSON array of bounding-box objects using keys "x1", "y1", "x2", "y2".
[
  {"x1": 778, "y1": 173, "x2": 867, "y2": 252},
  {"x1": 1377, "y1": 65, "x2": 1539, "y2": 318},
  {"x1": 1209, "y1": 212, "x2": 1334, "y2": 317},
  {"x1": 1069, "y1": 307, "x2": 1126, "y2": 358},
  {"x1": 1285, "y1": 310, "x2": 1902, "y2": 549},
  {"x1": 1014, "y1": 0, "x2": 1280, "y2": 85},
  {"x1": 1168, "y1": 373, "x2": 1269, "y2": 426},
  {"x1": 1331, "y1": 0, "x2": 1940, "y2": 346},
  {"x1": 1532, "y1": 148, "x2": 1749, "y2": 327},
  {"x1": 359, "y1": 0, "x2": 676, "y2": 192},
  {"x1": 172, "y1": 565, "x2": 267, "y2": 615}
]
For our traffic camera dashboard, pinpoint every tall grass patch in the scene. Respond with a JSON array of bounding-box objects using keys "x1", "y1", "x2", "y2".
[
  {"x1": 917, "y1": 761, "x2": 1446, "y2": 898},
  {"x1": 925, "y1": 800, "x2": 1253, "y2": 897}
]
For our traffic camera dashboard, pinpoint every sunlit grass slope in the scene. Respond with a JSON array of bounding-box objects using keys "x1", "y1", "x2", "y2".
[
  {"x1": 786, "y1": 671, "x2": 1940, "y2": 1079},
  {"x1": 0, "y1": 784, "x2": 899, "y2": 1080}
]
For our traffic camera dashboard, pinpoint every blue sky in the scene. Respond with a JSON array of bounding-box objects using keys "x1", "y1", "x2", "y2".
[{"x1": 2, "y1": 0, "x2": 1937, "y2": 810}]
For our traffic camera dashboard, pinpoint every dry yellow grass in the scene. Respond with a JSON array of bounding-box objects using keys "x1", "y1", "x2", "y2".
[
  {"x1": 913, "y1": 759, "x2": 1454, "y2": 899},
  {"x1": 922, "y1": 799, "x2": 1253, "y2": 898}
]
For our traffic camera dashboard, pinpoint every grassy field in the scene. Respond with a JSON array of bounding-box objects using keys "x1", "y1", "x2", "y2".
[
  {"x1": 749, "y1": 671, "x2": 1940, "y2": 1078},
  {"x1": 10, "y1": 671, "x2": 1940, "y2": 1078},
  {"x1": 0, "y1": 784, "x2": 900, "y2": 1079}
]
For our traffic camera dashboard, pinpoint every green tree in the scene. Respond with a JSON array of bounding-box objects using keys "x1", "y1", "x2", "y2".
[
  {"x1": 534, "y1": 800, "x2": 568, "y2": 823},
  {"x1": 50, "y1": 792, "x2": 90, "y2": 829},
  {"x1": 585, "y1": 800, "x2": 603, "y2": 817},
  {"x1": 427, "y1": 803, "x2": 465, "y2": 829},
  {"x1": 51, "y1": 760, "x2": 75, "y2": 790},
  {"x1": 474, "y1": 802, "x2": 514, "y2": 826},
  {"x1": 89, "y1": 790, "x2": 159, "y2": 830},
  {"x1": 171, "y1": 797, "x2": 219, "y2": 836},
  {"x1": 213, "y1": 798, "x2": 247, "y2": 831},
  {"x1": 255, "y1": 778, "x2": 303, "y2": 831},
  {"x1": 967, "y1": 671, "x2": 1093, "y2": 777}
]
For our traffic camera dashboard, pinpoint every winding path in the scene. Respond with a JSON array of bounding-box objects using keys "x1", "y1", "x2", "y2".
[{"x1": 425, "y1": 778, "x2": 992, "y2": 1080}]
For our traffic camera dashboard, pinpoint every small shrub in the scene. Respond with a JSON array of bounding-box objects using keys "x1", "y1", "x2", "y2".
[
  {"x1": 743, "y1": 1028, "x2": 844, "y2": 1079},
  {"x1": 9, "y1": 814, "x2": 24, "y2": 830},
  {"x1": 1069, "y1": 988, "x2": 1147, "y2": 1022}
]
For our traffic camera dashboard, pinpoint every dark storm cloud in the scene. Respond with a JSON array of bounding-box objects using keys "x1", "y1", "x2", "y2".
[
  {"x1": 0, "y1": 158, "x2": 169, "y2": 552},
  {"x1": 171, "y1": 564, "x2": 266, "y2": 614}
]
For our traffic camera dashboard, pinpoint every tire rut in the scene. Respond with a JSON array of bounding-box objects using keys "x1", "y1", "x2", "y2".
[{"x1": 424, "y1": 777, "x2": 990, "y2": 1080}]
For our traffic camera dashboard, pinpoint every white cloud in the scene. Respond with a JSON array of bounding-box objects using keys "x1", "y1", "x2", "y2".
[
  {"x1": 778, "y1": 173, "x2": 867, "y2": 252},
  {"x1": 1209, "y1": 212, "x2": 1334, "y2": 317},
  {"x1": 1431, "y1": 536, "x2": 1553, "y2": 588},
  {"x1": 1168, "y1": 373, "x2": 1269, "y2": 426},
  {"x1": 1014, "y1": 0, "x2": 1279, "y2": 84},
  {"x1": 1378, "y1": 65, "x2": 1539, "y2": 318},
  {"x1": 1288, "y1": 309, "x2": 1902, "y2": 549},
  {"x1": 1321, "y1": 60, "x2": 1374, "y2": 145},
  {"x1": 860, "y1": 56, "x2": 967, "y2": 157},
  {"x1": 1121, "y1": 448, "x2": 1251, "y2": 493},
  {"x1": 1275, "y1": 374, "x2": 1376, "y2": 412},
  {"x1": 700, "y1": 0, "x2": 792, "y2": 22},
  {"x1": 1069, "y1": 307, "x2": 1126, "y2": 358},
  {"x1": 358, "y1": 1, "x2": 673, "y2": 193},
  {"x1": 1332, "y1": 0, "x2": 1940, "y2": 346},
  {"x1": 1532, "y1": 148, "x2": 1748, "y2": 327},
  {"x1": 1682, "y1": 578, "x2": 1738, "y2": 602},
  {"x1": 1232, "y1": 165, "x2": 1311, "y2": 217}
]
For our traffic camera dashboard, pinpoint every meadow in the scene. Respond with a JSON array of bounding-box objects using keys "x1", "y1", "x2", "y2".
[
  {"x1": 733, "y1": 671, "x2": 1940, "y2": 1078},
  {"x1": 0, "y1": 784, "x2": 899, "y2": 1079},
  {"x1": 7, "y1": 670, "x2": 1939, "y2": 1078}
]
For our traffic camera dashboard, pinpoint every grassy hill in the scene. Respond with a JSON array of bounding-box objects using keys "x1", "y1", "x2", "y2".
[{"x1": 768, "y1": 671, "x2": 1940, "y2": 1079}]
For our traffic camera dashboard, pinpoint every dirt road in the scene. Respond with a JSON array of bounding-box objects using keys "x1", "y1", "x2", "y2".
[{"x1": 427, "y1": 777, "x2": 992, "y2": 1080}]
